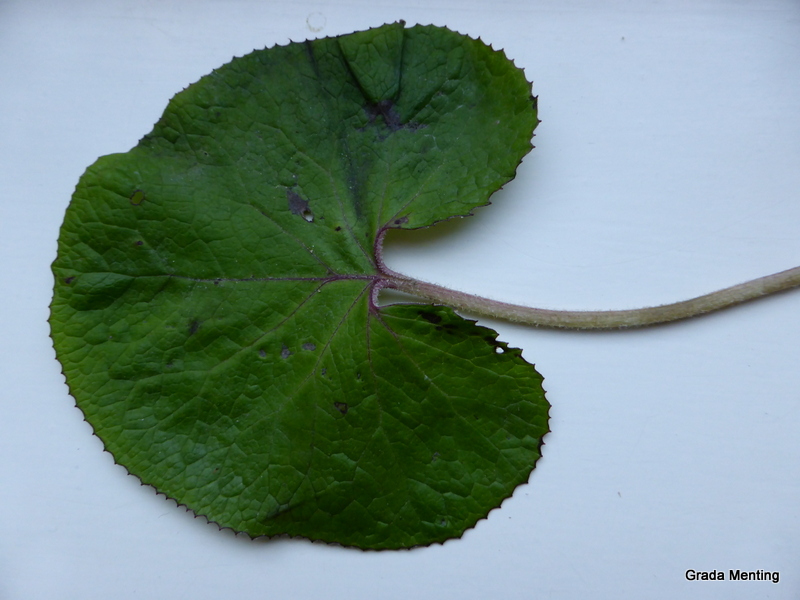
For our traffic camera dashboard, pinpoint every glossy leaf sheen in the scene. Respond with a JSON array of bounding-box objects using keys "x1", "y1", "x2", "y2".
[{"x1": 50, "y1": 23, "x2": 549, "y2": 549}]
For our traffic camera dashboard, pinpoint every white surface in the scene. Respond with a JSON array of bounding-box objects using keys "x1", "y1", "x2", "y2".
[{"x1": 2, "y1": 1, "x2": 800, "y2": 598}]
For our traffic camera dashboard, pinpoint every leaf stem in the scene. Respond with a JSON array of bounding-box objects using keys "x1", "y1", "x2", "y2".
[{"x1": 382, "y1": 265, "x2": 800, "y2": 330}]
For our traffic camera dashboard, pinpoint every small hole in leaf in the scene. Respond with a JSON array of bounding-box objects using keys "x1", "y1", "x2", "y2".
[
  {"x1": 334, "y1": 402, "x2": 348, "y2": 415},
  {"x1": 129, "y1": 190, "x2": 145, "y2": 206},
  {"x1": 495, "y1": 346, "x2": 504, "y2": 354},
  {"x1": 134, "y1": 240, "x2": 144, "y2": 246},
  {"x1": 335, "y1": 226, "x2": 342, "y2": 231},
  {"x1": 301, "y1": 209, "x2": 313, "y2": 222},
  {"x1": 64, "y1": 276, "x2": 75, "y2": 284}
]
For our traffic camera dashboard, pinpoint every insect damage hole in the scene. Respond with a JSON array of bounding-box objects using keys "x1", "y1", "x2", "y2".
[{"x1": 129, "y1": 189, "x2": 145, "y2": 206}]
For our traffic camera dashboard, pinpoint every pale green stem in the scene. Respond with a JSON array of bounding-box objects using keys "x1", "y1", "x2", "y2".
[{"x1": 384, "y1": 265, "x2": 800, "y2": 330}]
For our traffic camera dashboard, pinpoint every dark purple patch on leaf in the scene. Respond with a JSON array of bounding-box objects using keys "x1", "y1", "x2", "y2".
[
  {"x1": 188, "y1": 319, "x2": 200, "y2": 336},
  {"x1": 420, "y1": 311, "x2": 442, "y2": 325},
  {"x1": 287, "y1": 189, "x2": 313, "y2": 222}
]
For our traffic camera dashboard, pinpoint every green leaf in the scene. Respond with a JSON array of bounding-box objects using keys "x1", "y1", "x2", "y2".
[{"x1": 50, "y1": 22, "x2": 549, "y2": 549}]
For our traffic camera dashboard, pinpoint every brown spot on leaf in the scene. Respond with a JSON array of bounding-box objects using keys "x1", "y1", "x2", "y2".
[{"x1": 64, "y1": 276, "x2": 75, "y2": 284}]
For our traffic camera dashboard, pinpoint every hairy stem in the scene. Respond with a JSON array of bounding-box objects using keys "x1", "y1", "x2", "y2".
[{"x1": 383, "y1": 265, "x2": 800, "y2": 330}]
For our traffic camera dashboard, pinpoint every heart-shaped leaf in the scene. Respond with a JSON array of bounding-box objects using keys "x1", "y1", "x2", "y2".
[{"x1": 50, "y1": 22, "x2": 549, "y2": 549}]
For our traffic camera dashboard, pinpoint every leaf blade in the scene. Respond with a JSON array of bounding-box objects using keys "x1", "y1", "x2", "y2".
[{"x1": 51, "y1": 22, "x2": 548, "y2": 549}]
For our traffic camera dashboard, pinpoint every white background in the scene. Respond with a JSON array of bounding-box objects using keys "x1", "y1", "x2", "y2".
[{"x1": 2, "y1": 1, "x2": 800, "y2": 598}]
